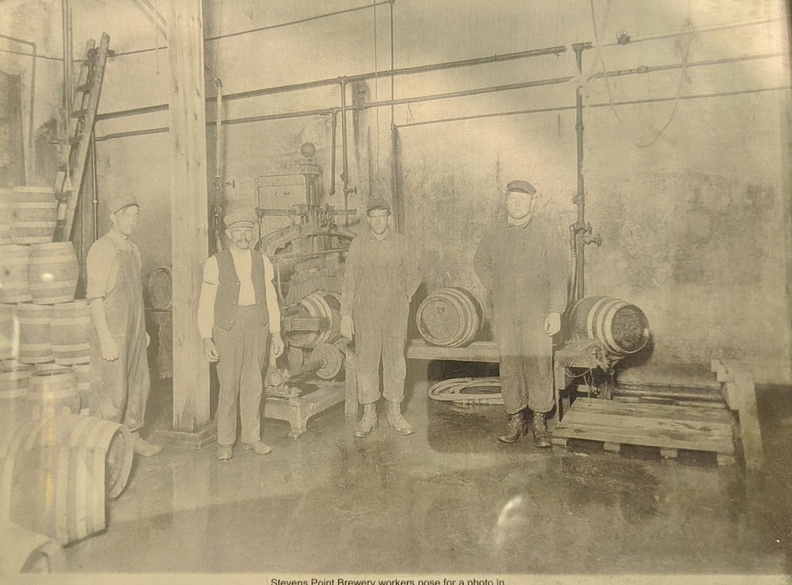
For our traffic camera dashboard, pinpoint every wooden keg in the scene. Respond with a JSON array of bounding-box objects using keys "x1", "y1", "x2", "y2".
[
  {"x1": 416, "y1": 287, "x2": 483, "y2": 348},
  {"x1": 50, "y1": 300, "x2": 91, "y2": 365},
  {"x1": 27, "y1": 242, "x2": 79, "y2": 305},
  {"x1": 1, "y1": 445, "x2": 108, "y2": 545},
  {"x1": 0, "y1": 522, "x2": 68, "y2": 574},
  {"x1": 10, "y1": 187, "x2": 58, "y2": 245},
  {"x1": 0, "y1": 187, "x2": 12, "y2": 245},
  {"x1": 8, "y1": 414, "x2": 133, "y2": 499},
  {"x1": 288, "y1": 291, "x2": 342, "y2": 348},
  {"x1": 146, "y1": 265, "x2": 172, "y2": 310},
  {"x1": 72, "y1": 362, "x2": 92, "y2": 411},
  {"x1": 26, "y1": 367, "x2": 79, "y2": 420},
  {"x1": 0, "y1": 302, "x2": 17, "y2": 360},
  {"x1": 568, "y1": 296, "x2": 650, "y2": 357},
  {"x1": 17, "y1": 303, "x2": 53, "y2": 364},
  {"x1": 0, "y1": 245, "x2": 33, "y2": 303}
]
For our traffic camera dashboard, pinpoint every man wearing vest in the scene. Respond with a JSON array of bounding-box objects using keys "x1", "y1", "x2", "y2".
[{"x1": 198, "y1": 210, "x2": 284, "y2": 461}]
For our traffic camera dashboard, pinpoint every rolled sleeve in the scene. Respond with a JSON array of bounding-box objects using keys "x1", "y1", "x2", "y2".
[{"x1": 197, "y1": 257, "x2": 219, "y2": 339}]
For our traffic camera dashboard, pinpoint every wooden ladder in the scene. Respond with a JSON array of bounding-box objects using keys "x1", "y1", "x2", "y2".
[{"x1": 53, "y1": 33, "x2": 111, "y2": 243}]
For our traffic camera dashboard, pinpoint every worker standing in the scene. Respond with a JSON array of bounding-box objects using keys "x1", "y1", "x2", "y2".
[
  {"x1": 341, "y1": 198, "x2": 421, "y2": 438},
  {"x1": 198, "y1": 210, "x2": 284, "y2": 461},
  {"x1": 474, "y1": 180, "x2": 568, "y2": 447},
  {"x1": 87, "y1": 194, "x2": 162, "y2": 457}
]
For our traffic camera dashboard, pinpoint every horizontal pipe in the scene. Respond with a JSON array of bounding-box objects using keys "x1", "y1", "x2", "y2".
[
  {"x1": 396, "y1": 84, "x2": 791, "y2": 128},
  {"x1": 97, "y1": 43, "x2": 578, "y2": 121},
  {"x1": 590, "y1": 51, "x2": 785, "y2": 80},
  {"x1": 94, "y1": 84, "x2": 791, "y2": 142}
]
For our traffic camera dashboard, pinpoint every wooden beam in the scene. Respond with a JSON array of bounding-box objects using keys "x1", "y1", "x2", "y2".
[{"x1": 168, "y1": 0, "x2": 210, "y2": 432}]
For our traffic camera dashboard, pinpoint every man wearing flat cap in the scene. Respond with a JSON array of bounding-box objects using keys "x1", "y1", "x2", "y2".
[
  {"x1": 198, "y1": 209, "x2": 284, "y2": 461},
  {"x1": 474, "y1": 180, "x2": 568, "y2": 447},
  {"x1": 87, "y1": 193, "x2": 163, "y2": 457},
  {"x1": 341, "y1": 197, "x2": 421, "y2": 438}
]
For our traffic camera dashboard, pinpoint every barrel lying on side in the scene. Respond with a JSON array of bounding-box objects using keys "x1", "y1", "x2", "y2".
[
  {"x1": 567, "y1": 295, "x2": 650, "y2": 357},
  {"x1": 416, "y1": 287, "x2": 484, "y2": 348}
]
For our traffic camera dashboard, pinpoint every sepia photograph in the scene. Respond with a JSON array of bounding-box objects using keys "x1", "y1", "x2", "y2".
[{"x1": 0, "y1": 0, "x2": 790, "y2": 582}]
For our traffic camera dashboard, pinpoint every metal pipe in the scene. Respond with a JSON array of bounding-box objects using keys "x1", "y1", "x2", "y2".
[
  {"x1": 573, "y1": 43, "x2": 586, "y2": 303},
  {"x1": 329, "y1": 109, "x2": 338, "y2": 197},
  {"x1": 0, "y1": 34, "x2": 37, "y2": 148},
  {"x1": 97, "y1": 43, "x2": 577, "y2": 122},
  {"x1": 90, "y1": 130, "x2": 99, "y2": 241},
  {"x1": 339, "y1": 78, "x2": 351, "y2": 226},
  {"x1": 62, "y1": 0, "x2": 73, "y2": 127},
  {"x1": 213, "y1": 79, "x2": 224, "y2": 205}
]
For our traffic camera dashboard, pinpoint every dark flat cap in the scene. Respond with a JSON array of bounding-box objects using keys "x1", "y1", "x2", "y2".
[
  {"x1": 224, "y1": 210, "x2": 257, "y2": 228},
  {"x1": 366, "y1": 197, "x2": 391, "y2": 213},
  {"x1": 506, "y1": 180, "x2": 536, "y2": 195}
]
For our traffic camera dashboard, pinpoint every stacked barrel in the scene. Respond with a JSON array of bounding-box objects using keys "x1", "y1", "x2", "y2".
[
  {"x1": 0, "y1": 187, "x2": 133, "y2": 553},
  {"x1": 0, "y1": 186, "x2": 92, "y2": 426}
]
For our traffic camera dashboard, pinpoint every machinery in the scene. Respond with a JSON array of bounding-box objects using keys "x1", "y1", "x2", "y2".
[{"x1": 252, "y1": 143, "x2": 357, "y2": 437}]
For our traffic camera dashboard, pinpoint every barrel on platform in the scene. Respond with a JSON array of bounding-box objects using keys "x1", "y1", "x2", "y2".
[
  {"x1": 0, "y1": 245, "x2": 33, "y2": 303},
  {"x1": 567, "y1": 296, "x2": 651, "y2": 357},
  {"x1": 10, "y1": 187, "x2": 57, "y2": 245},
  {"x1": 27, "y1": 242, "x2": 79, "y2": 305},
  {"x1": 50, "y1": 300, "x2": 91, "y2": 365},
  {"x1": 416, "y1": 287, "x2": 484, "y2": 348},
  {"x1": 17, "y1": 303, "x2": 53, "y2": 364}
]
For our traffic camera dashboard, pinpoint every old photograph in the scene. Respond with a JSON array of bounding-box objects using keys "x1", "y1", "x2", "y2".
[{"x1": 0, "y1": 0, "x2": 790, "y2": 581}]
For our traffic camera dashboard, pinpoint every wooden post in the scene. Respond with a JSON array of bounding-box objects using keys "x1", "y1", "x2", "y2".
[{"x1": 153, "y1": 0, "x2": 215, "y2": 447}]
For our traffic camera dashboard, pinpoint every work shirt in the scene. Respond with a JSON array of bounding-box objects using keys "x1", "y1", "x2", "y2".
[
  {"x1": 86, "y1": 231, "x2": 143, "y2": 303},
  {"x1": 197, "y1": 247, "x2": 281, "y2": 339},
  {"x1": 340, "y1": 226, "x2": 421, "y2": 319}
]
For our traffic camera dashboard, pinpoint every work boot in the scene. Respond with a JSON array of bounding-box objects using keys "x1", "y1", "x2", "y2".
[
  {"x1": 132, "y1": 432, "x2": 163, "y2": 457},
  {"x1": 531, "y1": 411, "x2": 552, "y2": 448},
  {"x1": 497, "y1": 411, "x2": 527, "y2": 444},
  {"x1": 242, "y1": 441, "x2": 273, "y2": 455},
  {"x1": 385, "y1": 400, "x2": 414, "y2": 436},
  {"x1": 353, "y1": 403, "x2": 378, "y2": 438},
  {"x1": 217, "y1": 445, "x2": 233, "y2": 461}
]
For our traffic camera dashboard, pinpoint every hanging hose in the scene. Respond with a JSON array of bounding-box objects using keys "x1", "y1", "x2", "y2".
[{"x1": 428, "y1": 377, "x2": 503, "y2": 405}]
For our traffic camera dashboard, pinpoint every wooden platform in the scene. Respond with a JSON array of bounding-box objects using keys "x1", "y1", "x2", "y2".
[{"x1": 552, "y1": 398, "x2": 736, "y2": 464}]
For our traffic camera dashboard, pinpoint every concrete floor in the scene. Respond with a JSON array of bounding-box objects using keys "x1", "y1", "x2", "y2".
[{"x1": 62, "y1": 364, "x2": 791, "y2": 575}]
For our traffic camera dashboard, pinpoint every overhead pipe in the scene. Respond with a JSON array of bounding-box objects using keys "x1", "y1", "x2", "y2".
[
  {"x1": 328, "y1": 108, "x2": 338, "y2": 197},
  {"x1": 339, "y1": 78, "x2": 355, "y2": 226},
  {"x1": 0, "y1": 34, "x2": 37, "y2": 148},
  {"x1": 97, "y1": 43, "x2": 576, "y2": 122},
  {"x1": 61, "y1": 0, "x2": 74, "y2": 191}
]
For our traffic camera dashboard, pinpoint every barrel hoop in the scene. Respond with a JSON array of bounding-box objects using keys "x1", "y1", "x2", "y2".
[
  {"x1": 30, "y1": 281, "x2": 78, "y2": 290},
  {"x1": 1, "y1": 388, "x2": 26, "y2": 399},
  {"x1": 55, "y1": 447, "x2": 70, "y2": 544},
  {"x1": 92, "y1": 447, "x2": 106, "y2": 528},
  {"x1": 18, "y1": 318, "x2": 50, "y2": 325},
  {"x1": 27, "y1": 386, "x2": 78, "y2": 399},
  {"x1": 584, "y1": 297, "x2": 609, "y2": 340},
  {"x1": 51, "y1": 317, "x2": 90, "y2": 325},
  {"x1": 601, "y1": 299, "x2": 628, "y2": 353},
  {"x1": 28, "y1": 256, "x2": 77, "y2": 264},
  {"x1": 53, "y1": 343, "x2": 90, "y2": 351},
  {"x1": 2, "y1": 257, "x2": 29, "y2": 265}
]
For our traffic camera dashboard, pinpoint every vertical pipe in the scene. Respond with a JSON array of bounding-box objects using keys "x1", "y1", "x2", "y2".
[
  {"x1": 573, "y1": 43, "x2": 586, "y2": 303},
  {"x1": 62, "y1": 0, "x2": 73, "y2": 132},
  {"x1": 339, "y1": 78, "x2": 350, "y2": 226},
  {"x1": 90, "y1": 130, "x2": 98, "y2": 242},
  {"x1": 329, "y1": 109, "x2": 338, "y2": 197},
  {"x1": 214, "y1": 79, "x2": 223, "y2": 202}
]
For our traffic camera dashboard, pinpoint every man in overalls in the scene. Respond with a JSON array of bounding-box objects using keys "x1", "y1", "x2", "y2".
[
  {"x1": 474, "y1": 180, "x2": 568, "y2": 447},
  {"x1": 87, "y1": 194, "x2": 162, "y2": 457},
  {"x1": 341, "y1": 198, "x2": 421, "y2": 438},
  {"x1": 198, "y1": 210, "x2": 284, "y2": 461}
]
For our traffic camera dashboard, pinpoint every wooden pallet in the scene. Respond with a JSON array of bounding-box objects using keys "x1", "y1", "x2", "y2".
[{"x1": 551, "y1": 398, "x2": 736, "y2": 465}]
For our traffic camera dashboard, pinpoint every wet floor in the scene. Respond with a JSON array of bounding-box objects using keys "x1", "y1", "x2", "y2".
[{"x1": 62, "y1": 367, "x2": 791, "y2": 575}]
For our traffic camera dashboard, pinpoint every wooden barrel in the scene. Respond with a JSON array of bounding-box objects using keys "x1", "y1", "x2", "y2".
[
  {"x1": 50, "y1": 300, "x2": 91, "y2": 365},
  {"x1": 0, "y1": 522, "x2": 68, "y2": 573},
  {"x1": 289, "y1": 291, "x2": 342, "y2": 348},
  {"x1": 26, "y1": 368, "x2": 79, "y2": 420},
  {"x1": 17, "y1": 303, "x2": 53, "y2": 364},
  {"x1": 72, "y1": 362, "x2": 92, "y2": 411},
  {"x1": 568, "y1": 296, "x2": 650, "y2": 357},
  {"x1": 27, "y1": 242, "x2": 79, "y2": 304},
  {"x1": 0, "y1": 244, "x2": 33, "y2": 303},
  {"x1": 0, "y1": 363, "x2": 34, "y2": 452},
  {"x1": 0, "y1": 187, "x2": 12, "y2": 245},
  {"x1": 10, "y1": 187, "x2": 58, "y2": 245},
  {"x1": 146, "y1": 265, "x2": 172, "y2": 310},
  {"x1": 0, "y1": 302, "x2": 17, "y2": 360},
  {"x1": 1, "y1": 445, "x2": 107, "y2": 545},
  {"x1": 8, "y1": 414, "x2": 133, "y2": 499},
  {"x1": 416, "y1": 287, "x2": 483, "y2": 347}
]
